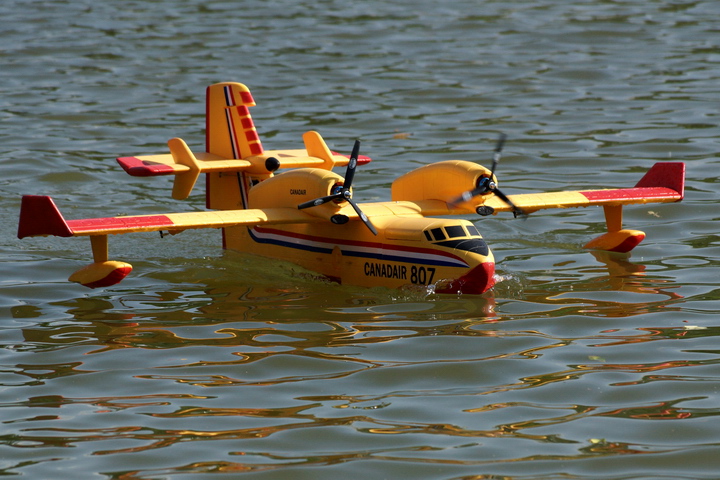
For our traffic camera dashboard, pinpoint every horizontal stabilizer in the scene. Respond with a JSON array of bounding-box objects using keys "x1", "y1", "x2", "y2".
[
  {"x1": 117, "y1": 134, "x2": 372, "y2": 179},
  {"x1": 117, "y1": 148, "x2": 250, "y2": 178},
  {"x1": 118, "y1": 150, "x2": 371, "y2": 177},
  {"x1": 117, "y1": 155, "x2": 185, "y2": 176}
]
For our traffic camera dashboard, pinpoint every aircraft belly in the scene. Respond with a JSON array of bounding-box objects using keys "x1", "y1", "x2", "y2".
[{"x1": 222, "y1": 222, "x2": 495, "y2": 292}]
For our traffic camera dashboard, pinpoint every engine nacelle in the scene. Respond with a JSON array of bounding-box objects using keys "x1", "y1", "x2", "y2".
[
  {"x1": 391, "y1": 160, "x2": 493, "y2": 203},
  {"x1": 248, "y1": 168, "x2": 344, "y2": 210}
]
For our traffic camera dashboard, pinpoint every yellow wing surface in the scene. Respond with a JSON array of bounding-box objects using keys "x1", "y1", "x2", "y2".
[
  {"x1": 387, "y1": 160, "x2": 684, "y2": 254},
  {"x1": 390, "y1": 161, "x2": 684, "y2": 215},
  {"x1": 480, "y1": 163, "x2": 684, "y2": 213},
  {"x1": 17, "y1": 195, "x2": 323, "y2": 239}
]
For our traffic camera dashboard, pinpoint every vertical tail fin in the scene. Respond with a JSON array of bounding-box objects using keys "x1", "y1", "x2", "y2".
[
  {"x1": 205, "y1": 82, "x2": 263, "y2": 159},
  {"x1": 205, "y1": 83, "x2": 262, "y2": 211}
]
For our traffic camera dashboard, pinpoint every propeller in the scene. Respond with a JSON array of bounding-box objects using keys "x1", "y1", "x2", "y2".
[
  {"x1": 450, "y1": 133, "x2": 526, "y2": 218},
  {"x1": 297, "y1": 140, "x2": 378, "y2": 235}
]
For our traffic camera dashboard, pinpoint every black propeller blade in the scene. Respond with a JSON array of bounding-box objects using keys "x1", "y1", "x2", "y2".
[
  {"x1": 297, "y1": 140, "x2": 378, "y2": 235},
  {"x1": 450, "y1": 133, "x2": 526, "y2": 218}
]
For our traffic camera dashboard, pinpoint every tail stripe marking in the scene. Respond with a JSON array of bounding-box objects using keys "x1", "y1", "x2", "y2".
[
  {"x1": 224, "y1": 107, "x2": 241, "y2": 159},
  {"x1": 236, "y1": 105, "x2": 263, "y2": 156},
  {"x1": 223, "y1": 86, "x2": 263, "y2": 159},
  {"x1": 239, "y1": 91, "x2": 254, "y2": 104},
  {"x1": 223, "y1": 85, "x2": 242, "y2": 158}
]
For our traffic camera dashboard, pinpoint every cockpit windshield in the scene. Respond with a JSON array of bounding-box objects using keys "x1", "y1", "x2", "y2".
[{"x1": 423, "y1": 224, "x2": 489, "y2": 255}]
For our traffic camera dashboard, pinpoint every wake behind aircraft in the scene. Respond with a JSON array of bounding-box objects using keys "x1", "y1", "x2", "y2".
[{"x1": 18, "y1": 82, "x2": 685, "y2": 294}]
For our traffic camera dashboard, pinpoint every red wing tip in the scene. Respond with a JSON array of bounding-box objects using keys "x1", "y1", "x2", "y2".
[
  {"x1": 18, "y1": 195, "x2": 73, "y2": 238},
  {"x1": 635, "y1": 162, "x2": 685, "y2": 198}
]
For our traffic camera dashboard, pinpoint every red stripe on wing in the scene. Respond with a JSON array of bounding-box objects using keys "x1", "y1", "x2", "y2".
[
  {"x1": 67, "y1": 215, "x2": 176, "y2": 233},
  {"x1": 581, "y1": 187, "x2": 681, "y2": 202}
]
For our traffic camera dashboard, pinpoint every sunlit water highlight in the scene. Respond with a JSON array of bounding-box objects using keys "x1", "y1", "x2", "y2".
[{"x1": 1, "y1": 0, "x2": 720, "y2": 479}]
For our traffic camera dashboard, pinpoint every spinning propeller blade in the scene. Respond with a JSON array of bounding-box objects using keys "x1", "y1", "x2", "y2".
[
  {"x1": 450, "y1": 133, "x2": 526, "y2": 217},
  {"x1": 298, "y1": 140, "x2": 378, "y2": 235},
  {"x1": 488, "y1": 133, "x2": 505, "y2": 179}
]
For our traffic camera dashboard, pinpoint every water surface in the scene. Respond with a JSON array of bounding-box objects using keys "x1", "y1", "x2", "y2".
[{"x1": 1, "y1": 0, "x2": 720, "y2": 478}]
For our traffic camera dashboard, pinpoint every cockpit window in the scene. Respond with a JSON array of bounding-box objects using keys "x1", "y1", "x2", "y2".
[
  {"x1": 430, "y1": 227, "x2": 446, "y2": 241},
  {"x1": 436, "y1": 238, "x2": 489, "y2": 255},
  {"x1": 445, "y1": 225, "x2": 466, "y2": 238},
  {"x1": 422, "y1": 224, "x2": 488, "y2": 255},
  {"x1": 466, "y1": 225, "x2": 481, "y2": 237},
  {"x1": 424, "y1": 225, "x2": 483, "y2": 242}
]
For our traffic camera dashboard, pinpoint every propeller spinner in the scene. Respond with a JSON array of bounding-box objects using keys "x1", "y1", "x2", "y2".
[
  {"x1": 450, "y1": 134, "x2": 526, "y2": 218},
  {"x1": 297, "y1": 140, "x2": 378, "y2": 235}
]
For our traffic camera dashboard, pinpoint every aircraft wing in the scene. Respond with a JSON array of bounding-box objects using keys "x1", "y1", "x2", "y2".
[
  {"x1": 282, "y1": 162, "x2": 685, "y2": 226},
  {"x1": 18, "y1": 195, "x2": 323, "y2": 239},
  {"x1": 117, "y1": 151, "x2": 251, "y2": 177},
  {"x1": 481, "y1": 183, "x2": 684, "y2": 214},
  {"x1": 17, "y1": 195, "x2": 328, "y2": 288},
  {"x1": 471, "y1": 162, "x2": 684, "y2": 215}
]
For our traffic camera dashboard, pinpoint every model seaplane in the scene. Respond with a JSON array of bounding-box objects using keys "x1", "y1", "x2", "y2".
[{"x1": 18, "y1": 82, "x2": 685, "y2": 294}]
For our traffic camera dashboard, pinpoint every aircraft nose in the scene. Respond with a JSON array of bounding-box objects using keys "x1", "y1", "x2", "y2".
[{"x1": 435, "y1": 262, "x2": 495, "y2": 295}]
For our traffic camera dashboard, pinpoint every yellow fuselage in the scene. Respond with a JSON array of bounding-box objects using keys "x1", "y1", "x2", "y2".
[{"x1": 223, "y1": 212, "x2": 495, "y2": 294}]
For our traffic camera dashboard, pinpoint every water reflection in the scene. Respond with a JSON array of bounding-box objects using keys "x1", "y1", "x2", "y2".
[{"x1": 7, "y1": 242, "x2": 716, "y2": 479}]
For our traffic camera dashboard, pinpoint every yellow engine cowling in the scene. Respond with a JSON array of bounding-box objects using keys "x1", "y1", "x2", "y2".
[
  {"x1": 248, "y1": 168, "x2": 344, "y2": 211},
  {"x1": 391, "y1": 160, "x2": 493, "y2": 203}
]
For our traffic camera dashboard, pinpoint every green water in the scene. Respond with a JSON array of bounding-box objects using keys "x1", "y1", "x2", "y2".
[{"x1": 2, "y1": 0, "x2": 719, "y2": 478}]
